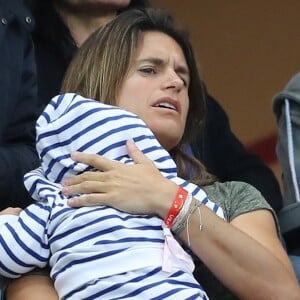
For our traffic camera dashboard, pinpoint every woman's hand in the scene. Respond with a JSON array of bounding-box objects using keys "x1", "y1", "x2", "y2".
[
  {"x1": 62, "y1": 139, "x2": 177, "y2": 218},
  {"x1": 0, "y1": 207, "x2": 22, "y2": 216}
]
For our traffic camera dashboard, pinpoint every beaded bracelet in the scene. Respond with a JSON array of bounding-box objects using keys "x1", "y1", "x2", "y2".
[{"x1": 164, "y1": 186, "x2": 188, "y2": 228}]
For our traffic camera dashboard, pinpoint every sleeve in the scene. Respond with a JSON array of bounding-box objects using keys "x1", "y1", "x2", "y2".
[
  {"x1": 0, "y1": 18, "x2": 40, "y2": 209},
  {"x1": 0, "y1": 203, "x2": 51, "y2": 278},
  {"x1": 204, "y1": 181, "x2": 279, "y2": 232},
  {"x1": 228, "y1": 181, "x2": 280, "y2": 235},
  {"x1": 191, "y1": 93, "x2": 283, "y2": 212},
  {"x1": 227, "y1": 181, "x2": 274, "y2": 220}
]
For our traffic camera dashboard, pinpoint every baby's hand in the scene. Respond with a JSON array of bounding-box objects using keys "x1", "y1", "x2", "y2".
[{"x1": 0, "y1": 207, "x2": 22, "y2": 216}]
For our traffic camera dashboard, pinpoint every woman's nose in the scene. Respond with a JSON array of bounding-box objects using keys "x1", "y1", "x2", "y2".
[{"x1": 163, "y1": 72, "x2": 184, "y2": 91}]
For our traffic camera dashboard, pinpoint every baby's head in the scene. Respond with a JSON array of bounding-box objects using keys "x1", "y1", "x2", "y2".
[{"x1": 36, "y1": 93, "x2": 176, "y2": 183}]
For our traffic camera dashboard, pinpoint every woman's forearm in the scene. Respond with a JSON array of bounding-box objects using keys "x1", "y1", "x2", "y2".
[{"x1": 177, "y1": 204, "x2": 300, "y2": 299}]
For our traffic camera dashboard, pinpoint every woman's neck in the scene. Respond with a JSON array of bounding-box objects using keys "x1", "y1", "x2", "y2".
[{"x1": 54, "y1": 3, "x2": 117, "y2": 47}]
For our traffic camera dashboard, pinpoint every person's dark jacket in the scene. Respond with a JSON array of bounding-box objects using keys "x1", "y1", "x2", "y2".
[
  {"x1": 0, "y1": 0, "x2": 39, "y2": 209},
  {"x1": 27, "y1": 1, "x2": 283, "y2": 212},
  {"x1": 26, "y1": 0, "x2": 150, "y2": 113}
]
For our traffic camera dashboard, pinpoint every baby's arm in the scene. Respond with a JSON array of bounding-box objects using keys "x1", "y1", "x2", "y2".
[{"x1": 0, "y1": 203, "x2": 51, "y2": 278}]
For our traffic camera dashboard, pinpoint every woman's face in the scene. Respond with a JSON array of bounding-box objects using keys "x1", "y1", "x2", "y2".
[{"x1": 117, "y1": 31, "x2": 190, "y2": 150}]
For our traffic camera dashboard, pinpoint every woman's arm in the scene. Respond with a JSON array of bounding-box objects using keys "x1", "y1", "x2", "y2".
[
  {"x1": 178, "y1": 205, "x2": 299, "y2": 299},
  {"x1": 63, "y1": 141, "x2": 300, "y2": 299},
  {"x1": 6, "y1": 275, "x2": 58, "y2": 300}
]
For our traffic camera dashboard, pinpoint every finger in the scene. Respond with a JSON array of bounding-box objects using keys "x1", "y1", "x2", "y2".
[
  {"x1": 62, "y1": 171, "x2": 106, "y2": 186},
  {"x1": 62, "y1": 181, "x2": 107, "y2": 196},
  {"x1": 71, "y1": 151, "x2": 121, "y2": 171},
  {"x1": 126, "y1": 139, "x2": 154, "y2": 165},
  {"x1": 67, "y1": 193, "x2": 109, "y2": 207}
]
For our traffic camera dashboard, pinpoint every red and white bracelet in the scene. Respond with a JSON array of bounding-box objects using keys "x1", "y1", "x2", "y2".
[
  {"x1": 164, "y1": 186, "x2": 188, "y2": 228},
  {"x1": 164, "y1": 187, "x2": 204, "y2": 248}
]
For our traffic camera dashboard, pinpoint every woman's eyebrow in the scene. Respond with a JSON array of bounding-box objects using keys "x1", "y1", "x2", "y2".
[{"x1": 137, "y1": 57, "x2": 165, "y2": 66}]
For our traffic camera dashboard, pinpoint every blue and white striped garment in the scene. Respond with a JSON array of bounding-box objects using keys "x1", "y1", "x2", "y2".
[{"x1": 0, "y1": 93, "x2": 224, "y2": 299}]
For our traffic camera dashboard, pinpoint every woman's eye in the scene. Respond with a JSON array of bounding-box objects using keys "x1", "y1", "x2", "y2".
[{"x1": 140, "y1": 67, "x2": 156, "y2": 74}]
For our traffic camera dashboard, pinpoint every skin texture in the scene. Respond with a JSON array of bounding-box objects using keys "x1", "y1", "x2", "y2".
[
  {"x1": 4, "y1": 25, "x2": 300, "y2": 300},
  {"x1": 6, "y1": 276, "x2": 58, "y2": 300}
]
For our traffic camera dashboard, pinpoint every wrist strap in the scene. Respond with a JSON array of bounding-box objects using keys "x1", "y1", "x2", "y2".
[{"x1": 164, "y1": 186, "x2": 188, "y2": 228}]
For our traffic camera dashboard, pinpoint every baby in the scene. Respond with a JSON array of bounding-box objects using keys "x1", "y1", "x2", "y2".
[{"x1": 0, "y1": 93, "x2": 224, "y2": 299}]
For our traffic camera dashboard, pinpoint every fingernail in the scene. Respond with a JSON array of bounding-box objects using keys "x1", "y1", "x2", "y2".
[
  {"x1": 127, "y1": 139, "x2": 135, "y2": 146},
  {"x1": 71, "y1": 151, "x2": 79, "y2": 159},
  {"x1": 67, "y1": 198, "x2": 78, "y2": 207}
]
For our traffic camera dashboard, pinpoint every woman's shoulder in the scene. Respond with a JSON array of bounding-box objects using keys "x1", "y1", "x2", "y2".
[
  {"x1": 203, "y1": 181, "x2": 272, "y2": 222},
  {"x1": 204, "y1": 180, "x2": 262, "y2": 197}
]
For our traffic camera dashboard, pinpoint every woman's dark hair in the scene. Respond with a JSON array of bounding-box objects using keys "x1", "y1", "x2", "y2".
[{"x1": 62, "y1": 7, "x2": 215, "y2": 185}]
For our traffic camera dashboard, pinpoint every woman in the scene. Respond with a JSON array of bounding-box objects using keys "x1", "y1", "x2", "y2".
[
  {"x1": 5, "y1": 7, "x2": 300, "y2": 300},
  {"x1": 61, "y1": 7, "x2": 300, "y2": 299}
]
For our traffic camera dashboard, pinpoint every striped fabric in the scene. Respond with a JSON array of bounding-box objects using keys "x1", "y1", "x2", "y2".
[{"x1": 0, "y1": 93, "x2": 223, "y2": 299}]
